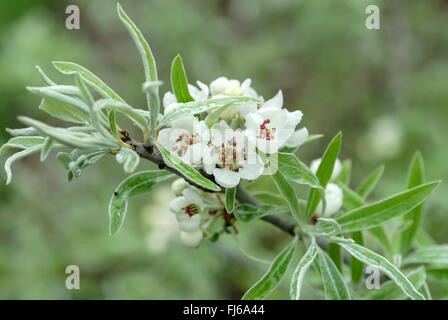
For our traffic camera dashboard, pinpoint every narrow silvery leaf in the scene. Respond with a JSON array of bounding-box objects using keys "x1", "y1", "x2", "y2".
[
  {"x1": 18, "y1": 116, "x2": 116, "y2": 149},
  {"x1": 360, "y1": 267, "x2": 426, "y2": 300},
  {"x1": 277, "y1": 152, "x2": 322, "y2": 189},
  {"x1": 290, "y1": 238, "x2": 318, "y2": 300},
  {"x1": 323, "y1": 181, "x2": 440, "y2": 233},
  {"x1": 0, "y1": 136, "x2": 45, "y2": 158},
  {"x1": 235, "y1": 204, "x2": 289, "y2": 222},
  {"x1": 53, "y1": 61, "x2": 125, "y2": 102},
  {"x1": 154, "y1": 141, "x2": 221, "y2": 192},
  {"x1": 108, "y1": 110, "x2": 118, "y2": 139},
  {"x1": 272, "y1": 170, "x2": 302, "y2": 223},
  {"x1": 6, "y1": 127, "x2": 41, "y2": 137},
  {"x1": 159, "y1": 96, "x2": 258, "y2": 127},
  {"x1": 4, "y1": 145, "x2": 42, "y2": 184},
  {"x1": 40, "y1": 137, "x2": 54, "y2": 162},
  {"x1": 28, "y1": 86, "x2": 90, "y2": 114},
  {"x1": 35, "y1": 65, "x2": 56, "y2": 86},
  {"x1": 315, "y1": 248, "x2": 351, "y2": 300},
  {"x1": 305, "y1": 132, "x2": 342, "y2": 218},
  {"x1": 328, "y1": 243, "x2": 342, "y2": 271},
  {"x1": 117, "y1": 3, "x2": 159, "y2": 137},
  {"x1": 109, "y1": 170, "x2": 173, "y2": 235},
  {"x1": 404, "y1": 245, "x2": 448, "y2": 266},
  {"x1": 242, "y1": 236, "x2": 297, "y2": 300},
  {"x1": 93, "y1": 99, "x2": 148, "y2": 130},
  {"x1": 400, "y1": 152, "x2": 425, "y2": 254},
  {"x1": 225, "y1": 187, "x2": 236, "y2": 213},
  {"x1": 356, "y1": 165, "x2": 385, "y2": 199},
  {"x1": 75, "y1": 74, "x2": 95, "y2": 107},
  {"x1": 171, "y1": 55, "x2": 194, "y2": 103},
  {"x1": 340, "y1": 242, "x2": 424, "y2": 300}
]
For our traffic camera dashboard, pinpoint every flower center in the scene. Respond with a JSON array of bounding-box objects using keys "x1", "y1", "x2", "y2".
[
  {"x1": 217, "y1": 138, "x2": 247, "y2": 172},
  {"x1": 171, "y1": 132, "x2": 200, "y2": 157},
  {"x1": 184, "y1": 204, "x2": 200, "y2": 217},
  {"x1": 258, "y1": 119, "x2": 276, "y2": 141}
]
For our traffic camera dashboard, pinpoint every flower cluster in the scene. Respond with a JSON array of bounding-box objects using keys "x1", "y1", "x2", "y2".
[
  {"x1": 158, "y1": 77, "x2": 308, "y2": 188},
  {"x1": 169, "y1": 178, "x2": 222, "y2": 248}
]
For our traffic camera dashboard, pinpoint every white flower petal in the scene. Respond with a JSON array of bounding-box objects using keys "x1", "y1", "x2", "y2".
[
  {"x1": 177, "y1": 213, "x2": 201, "y2": 232},
  {"x1": 182, "y1": 188, "x2": 204, "y2": 207},
  {"x1": 180, "y1": 229, "x2": 203, "y2": 248},
  {"x1": 210, "y1": 77, "x2": 229, "y2": 96},
  {"x1": 163, "y1": 91, "x2": 177, "y2": 108},
  {"x1": 262, "y1": 90, "x2": 283, "y2": 109},
  {"x1": 239, "y1": 155, "x2": 264, "y2": 180},
  {"x1": 169, "y1": 196, "x2": 188, "y2": 213},
  {"x1": 284, "y1": 127, "x2": 309, "y2": 148},
  {"x1": 213, "y1": 168, "x2": 241, "y2": 188},
  {"x1": 210, "y1": 120, "x2": 232, "y2": 147}
]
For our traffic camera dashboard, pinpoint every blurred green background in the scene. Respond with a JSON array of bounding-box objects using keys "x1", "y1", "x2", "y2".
[{"x1": 0, "y1": 0, "x2": 447, "y2": 299}]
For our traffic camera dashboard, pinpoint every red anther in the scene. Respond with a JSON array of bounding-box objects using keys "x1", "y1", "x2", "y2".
[
  {"x1": 233, "y1": 141, "x2": 237, "y2": 146},
  {"x1": 265, "y1": 119, "x2": 270, "y2": 124}
]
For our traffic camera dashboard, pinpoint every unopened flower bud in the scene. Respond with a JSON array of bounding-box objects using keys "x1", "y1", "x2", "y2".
[
  {"x1": 171, "y1": 178, "x2": 188, "y2": 196},
  {"x1": 180, "y1": 229, "x2": 203, "y2": 248}
]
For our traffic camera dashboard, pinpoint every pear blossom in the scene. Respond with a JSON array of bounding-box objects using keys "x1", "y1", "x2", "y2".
[
  {"x1": 315, "y1": 183, "x2": 343, "y2": 217},
  {"x1": 169, "y1": 188, "x2": 204, "y2": 232},
  {"x1": 245, "y1": 90, "x2": 308, "y2": 153},
  {"x1": 203, "y1": 121, "x2": 264, "y2": 188},
  {"x1": 157, "y1": 115, "x2": 210, "y2": 165},
  {"x1": 209, "y1": 77, "x2": 259, "y2": 119}
]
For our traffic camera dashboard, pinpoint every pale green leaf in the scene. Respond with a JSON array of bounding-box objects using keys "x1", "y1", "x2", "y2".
[
  {"x1": 109, "y1": 170, "x2": 173, "y2": 235},
  {"x1": 277, "y1": 152, "x2": 322, "y2": 189},
  {"x1": 400, "y1": 152, "x2": 425, "y2": 254},
  {"x1": 171, "y1": 55, "x2": 194, "y2": 103},
  {"x1": 242, "y1": 236, "x2": 297, "y2": 300},
  {"x1": 356, "y1": 165, "x2": 385, "y2": 199},
  {"x1": 324, "y1": 181, "x2": 440, "y2": 233},
  {"x1": 225, "y1": 187, "x2": 236, "y2": 213},
  {"x1": 159, "y1": 96, "x2": 258, "y2": 127},
  {"x1": 340, "y1": 242, "x2": 424, "y2": 300},
  {"x1": 117, "y1": 3, "x2": 159, "y2": 136},
  {"x1": 315, "y1": 248, "x2": 351, "y2": 300},
  {"x1": 404, "y1": 245, "x2": 448, "y2": 266},
  {"x1": 53, "y1": 61, "x2": 125, "y2": 102},
  {"x1": 4, "y1": 145, "x2": 42, "y2": 184},
  {"x1": 272, "y1": 170, "x2": 301, "y2": 222},
  {"x1": 290, "y1": 238, "x2": 318, "y2": 300},
  {"x1": 154, "y1": 141, "x2": 220, "y2": 192}
]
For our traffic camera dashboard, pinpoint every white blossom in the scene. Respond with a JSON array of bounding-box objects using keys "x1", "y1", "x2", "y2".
[
  {"x1": 169, "y1": 188, "x2": 204, "y2": 232},
  {"x1": 246, "y1": 90, "x2": 308, "y2": 153},
  {"x1": 209, "y1": 77, "x2": 259, "y2": 119},
  {"x1": 203, "y1": 121, "x2": 264, "y2": 188},
  {"x1": 157, "y1": 116, "x2": 210, "y2": 165}
]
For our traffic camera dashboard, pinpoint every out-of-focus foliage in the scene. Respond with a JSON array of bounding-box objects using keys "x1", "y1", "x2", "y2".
[{"x1": 0, "y1": 0, "x2": 446, "y2": 299}]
